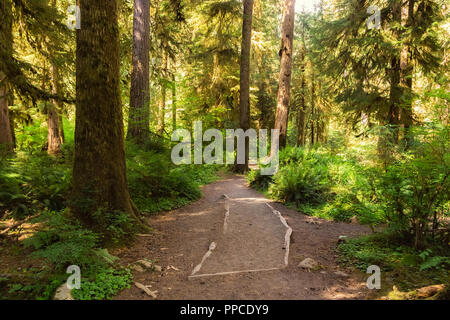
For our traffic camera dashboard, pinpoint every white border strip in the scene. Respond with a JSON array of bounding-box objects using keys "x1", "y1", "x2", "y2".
[
  {"x1": 188, "y1": 267, "x2": 280, "y2": 279},
  {"x1": 191, "y1": 242, "x2": 217, "y2": 276},
  {"x1": 266, "y1": 203, "x2": 292, "y2": 266},
  {"x1": 223, "y1": 200, "x2": 230, "y2": 234}
]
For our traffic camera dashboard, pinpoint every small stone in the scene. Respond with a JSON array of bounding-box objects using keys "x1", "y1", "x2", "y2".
[
  {"x1": 153, "y1": 265, "x2": 162, "y2": 272},
  {"x1": 54, "y1": 284, "x2": 74, "y2": 300},
  {"x1": 136, "y1": 259, "x2": 153, "y2": 269},
  {"x1": 337, "y1": 235, "x2": 348, "y2": 244},
  {"x1": 131, "y1": 265, "x2": 145, "y2": 273},
  {"x1": 334, "y1": 271, "x2": 349, "y2": 277},
  {"x1": 298, "y1": 258, "x2": 319, "y2": 269},
  {"x1": 350, "y1": 216, "x2": 359, "y2": 224}
]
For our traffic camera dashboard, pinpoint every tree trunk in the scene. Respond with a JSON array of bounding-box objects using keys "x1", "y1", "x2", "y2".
[
  {"x1": 127, "y1": 0, "x2": 150, "y2": 144},
  {"x1": 310, "y1": 70, "x2": 315, "y2": 145},
  {"x1": 387, "y1": 0, "x2": 402, "y2": 145},
  {"x1": 9, "y1": 105, "x2": 16, "y2": 149},
  {"x1": 72, "y1": 0, "x2": 144, "y2": 237},
  {"x1": 158, "y1": 48, "x2": 168, "y2": 135},
  {"x1": 273, "y1": 0, "x2": 296, "y2": 149},
  {"x1": 172, "y1": 73, "x2": 177, "y2": 131},
  {"x1": 0, "y1": 0, "x2": 14, "y2": 153},
  {"x1": 0, "y1": 72, "x2": 13, "y2": 153},
  {"x1": 296, "y1": 40, "x2": 306, "y2": 147},
  {"x1": 58, "y1": 114, "x2": 65, "y2": 144},
  {"x1": 400, "y1": 0, "x2": 414, "y2": 149},
  {"x1": 47, "y1": 64, "x2": 62, "y2": 155},
  {"x1": 235, "y1": 0, "x2": 254, "y2": 173}
]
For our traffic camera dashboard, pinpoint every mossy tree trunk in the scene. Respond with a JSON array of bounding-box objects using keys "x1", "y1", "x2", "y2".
[
  {"x1": 310, "y1": 70, "x2": 315, "y2": 145},
  {"x1": 47, "y1": 64, "x2": 62, "y2": 155},
  {"x1": 158, "y1": 48, "x2": 168, "y2": 135},
  {"x1": 273, "y1": 0, "x2": 296, "y2": 149},
  {"x1": 172, "y1": 73, "x2": 177, "y2": 131},
  {"x1": 127, "y1": 0, "x2": 150, "y2": 145},
  {"x1": 235, "y1": 0, "x2": 254, "y2": 173},
  {"x1": 400, "y1": 0, "x2": 414, "y2": 149},
  {"x1": 387, "y1": 0, "x2": 403, "y2": 145},
  {"x1": 296, "y1": 34, "x2": 306, "y2": 147},
  {"x1": 72, "y1": 0, "x2": 144, "y2": 236},
  {"x1": 0, "y1": 0, "x2": 14, "y2": 153}
]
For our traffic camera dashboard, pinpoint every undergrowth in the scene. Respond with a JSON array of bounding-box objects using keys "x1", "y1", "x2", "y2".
[
  {"x1": 0, "y1": 120, "x2": 222, "y2": 300},
  {"x1": 337, "y1": 232, "x2": 450, "y2": 294}
]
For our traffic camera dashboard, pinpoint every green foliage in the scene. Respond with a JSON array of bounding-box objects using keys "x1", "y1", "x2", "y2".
[
  {"x1": 71, "y1": 267, "x2": 132, "y2": 300},
  {"x1": 253, "y1": 146, "x2": 383, "y2": 225},
  {"x1": 0, "y1": 130, "x2": 72, "y2": 219},
  {"x1": 373, "y1": 124, "x2": 449, "y2": 247},
  {"x1": 254, "y1": 124, "x2": 449, "y2": 246},
  {"x1": 247, "y1": 169, "x2": 273, "y2": 191},
  {"x1": 337, "y1": 232, "x2": 450, "y2": 291},
  {"x1": 91, "y1": 209, "x2": 137, "y2": 245},
  {"x1": 269, "y1": 162, "x2": 329, "y2": 205},
  {"x1": 419, "y1": 249, "x2": 450, "y2": 271},
  {"x1": 23, "y1": 211, "x2": 100, "y2": 270},
  {"x1": 126, "y1": 142, "x2": 220, "y2": 213},
  {"x1": 16, "y1": 210, "x2": 132, "y2": 300},
  {"x1": 4, "y1": 272, "x2": 67, "y2": 300}
]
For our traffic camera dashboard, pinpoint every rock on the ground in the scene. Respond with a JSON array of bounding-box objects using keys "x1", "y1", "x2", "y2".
[
  {"x1": 136, "y1": 259, "x2": 153, "y2": 269},
  {"x1": 298, "y1": 258, "x2": 319, "y2": 269},
  {"x1": 131, "y1": 264, "x2": 145, "y2": 273},
  {"x1": 337, "y1": 235, "x2": 348, "y2": 244},
  {"x1": 153, "y1": 265, "x2": 162, "y2": 272},
  {"x1": 334, "y1": 271, "x2": 349, "y2": 277},
  {"x1": 54, "y1": 284, "x2": 74, "y2": 300}
]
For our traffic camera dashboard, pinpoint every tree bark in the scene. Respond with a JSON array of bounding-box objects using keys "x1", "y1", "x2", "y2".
[
  {"x1": 127, "y1": 0, "x2": 150, "y2": 144},
  {"x1": 72, "y1": 0, "x2": 144, "y2": 236},
  {"x1": 58, "y1": 114, "x2": 65, "y2": 144},
  {"x1": 47, "y1": 64, "x2": 62, "y2": 155},
  {"x1": 273, "y1": 0, "x2": 296, "y2": 149},
  {"x1": 235, "y1": 0, "x2": 254, "y2": 173},
  {"x1": 310, "y1": 70, "x2": 315, "y2": 145},
  {"x1": 400, "y1": 0, "x2": 414, "y2": 149},
  {"x1": 0, "y1": 0, "x2": 14, "y2": 153},
  {"x1": 296, "y1": 34, "x2": 306, "y2": 147},
  {"x1": 387, "y1": 0, "x2": 403, "y2": 145},
  {"x1": 0, "y1": 72, "x2": 13, "y2": 153},
  {"x1": 172, "y1": 73, "x2": 177, "y2": 131},
  {"x1": 158, "y1": 48, "x2": 168, "y2": 135}
]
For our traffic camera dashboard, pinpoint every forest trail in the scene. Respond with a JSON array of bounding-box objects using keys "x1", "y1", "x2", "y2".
[{"x1": 115, "y1": 174, "x2": 372, "y2": 300}]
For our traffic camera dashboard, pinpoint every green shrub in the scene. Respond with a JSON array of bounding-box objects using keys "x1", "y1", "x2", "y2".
[
  {"x1": 72, "y1": 267, "x2": 132, "y2": 300},
  {"x1": 337, "y1": 232, "x2": 450, "y2": 291},
  {"x1": 269, "y1": 163, "x2": 329, "y2": 205},
  {"x1": 0, "y1": 150, "x2": 71, "y2": 219},
  {"x1": 373, "y1": 124, "x2": 449, "y2": 248},
  {"x1": 247, "y1": 169, "x2": 273, "y2": 191},
  {"x1": 23, "y1": 211, "x2": 100, "y2": 271},
  {"x1": 126, "y1": 143, "x2": 219, "y2": 214}
]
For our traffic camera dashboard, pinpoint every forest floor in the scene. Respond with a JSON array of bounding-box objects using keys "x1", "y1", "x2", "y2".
[{"x1": 115, "y1": 174, "x2": 373, "y2": 300}]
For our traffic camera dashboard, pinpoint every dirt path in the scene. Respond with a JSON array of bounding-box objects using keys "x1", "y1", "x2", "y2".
[{"x1": 115, "y1": 174, "x2": 372, "y2": 300}]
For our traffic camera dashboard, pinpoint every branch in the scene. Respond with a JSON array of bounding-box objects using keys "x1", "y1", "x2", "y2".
[{"x1": 0, "y1": 214, "x2": 40, "y2": 237}]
